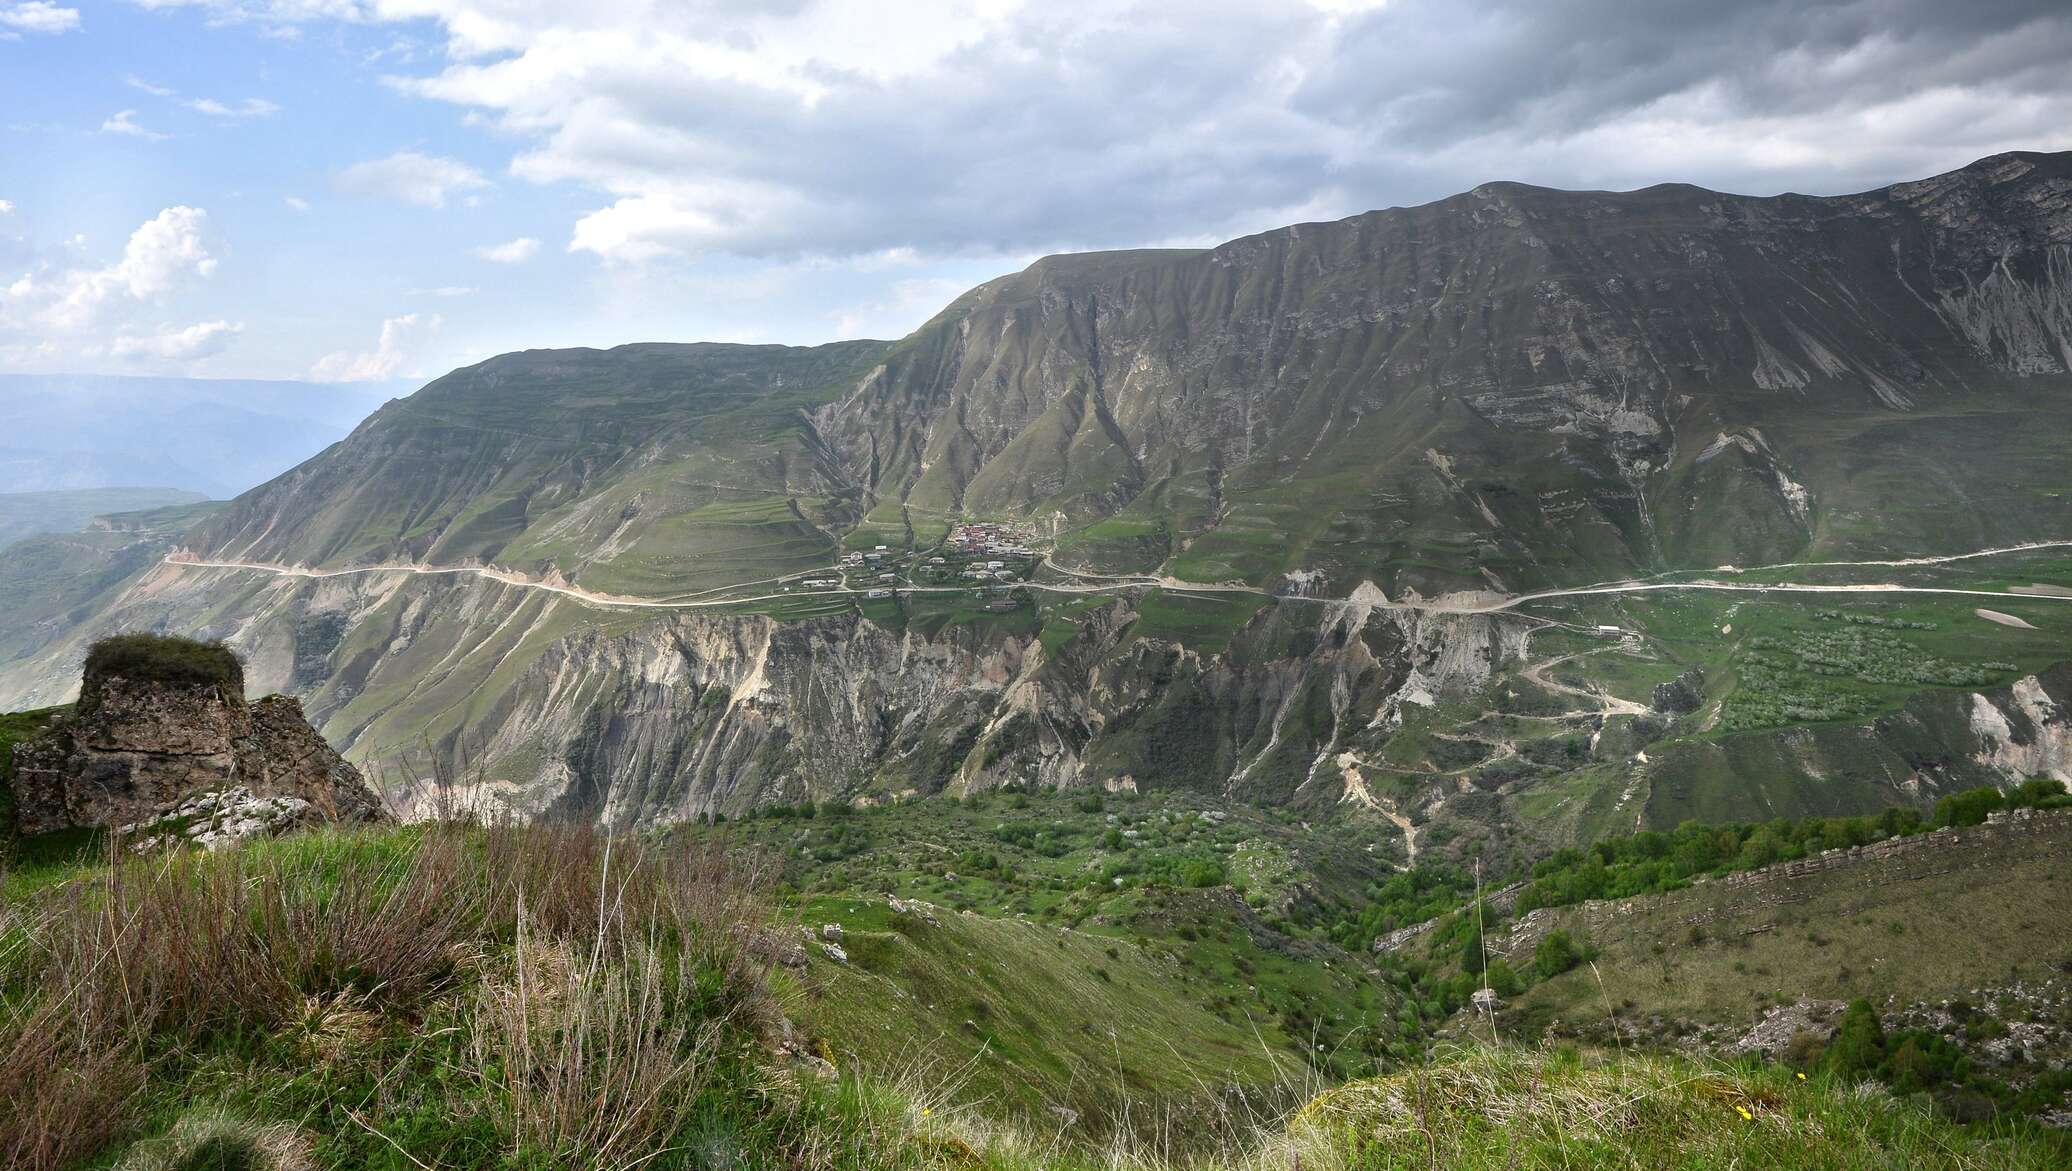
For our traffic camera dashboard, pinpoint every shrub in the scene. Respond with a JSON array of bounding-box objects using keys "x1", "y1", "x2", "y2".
[
  {"x1": 1783, "y1": 1028, "x2": 1827, "y2": 1069},
  {"x1": 1932, "y1": 787, "x2": 2004, "y2": 829},
  {"x1": 1533, "y1": 929, "x2": 1584, "y2": 981},
  {"x1": 1825, "y1": 999, "x2": 1887, "y2": 1078},
  {"x1": 1485, "y1": 959, "x2": 1523, "y2": 997}
]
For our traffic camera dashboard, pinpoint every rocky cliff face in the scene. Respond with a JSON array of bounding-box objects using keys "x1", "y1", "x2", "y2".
[
  {"x1": 1, "y1": 154, "x2": 2070, "y2": 830},
  {"x1": 10, "y1": 671, "x2": 388, "y2": 836},
  {"x1": 366, "y1": 586, "x2": 1523, "y2": 826},
  {"x1": 822, "y1": 151, "x2": 2072, "y2": 585}
]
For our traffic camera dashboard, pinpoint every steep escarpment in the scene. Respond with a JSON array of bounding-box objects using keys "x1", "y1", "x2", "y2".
[
  {"x1": 823, "y1": 151, "x2": 2072, "y2": 590},
  {"x1": 0, "y1": 154, "x2": 2069, "y2": 829},
  {"x1": 366, "y1": 586, "x2": 1527, "y2": 825}
]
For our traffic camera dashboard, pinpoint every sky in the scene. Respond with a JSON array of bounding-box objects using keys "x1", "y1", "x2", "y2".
[{"x1": 4, "y1": 0, "x2": 2072, "y2": 386}]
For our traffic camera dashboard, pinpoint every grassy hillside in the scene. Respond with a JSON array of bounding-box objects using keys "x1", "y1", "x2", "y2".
[
  {"x1": 3, "y1": 820, "x2": 2065, "y2": 1171},
  {"x1": 710, "y1": 788, "x2": 1413, "y2": 1097},
  {"x1": 1489, "y1": 811, "x2": 2072, "y2": 1043}
]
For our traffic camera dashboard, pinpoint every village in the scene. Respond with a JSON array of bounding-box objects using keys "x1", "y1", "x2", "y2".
[{"x1": 781, "y1": 520, "x2": 1043, "y2": 611}]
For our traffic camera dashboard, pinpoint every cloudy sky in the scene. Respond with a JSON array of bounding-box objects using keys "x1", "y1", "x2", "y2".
[{"x1": 4, "y1": 0, "x2": 2071, "y2": 385}]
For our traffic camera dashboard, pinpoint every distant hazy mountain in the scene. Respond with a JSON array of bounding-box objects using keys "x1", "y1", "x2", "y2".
[
  {"x1": 0, "y1": 374, "x2": 404, "y2": 498},
  {"x1": 0, "y1": 486, "x2": 209, "y2": 551}
]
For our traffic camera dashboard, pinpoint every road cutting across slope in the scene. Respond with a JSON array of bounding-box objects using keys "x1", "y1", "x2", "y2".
[{"x1": 160, "y1": 544, "x2": 2072, "y2": 618}]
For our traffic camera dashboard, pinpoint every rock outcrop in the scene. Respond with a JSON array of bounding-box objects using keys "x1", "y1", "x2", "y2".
[{"x1": 9, "y1": 651, "x2": 388, "y2": 837}]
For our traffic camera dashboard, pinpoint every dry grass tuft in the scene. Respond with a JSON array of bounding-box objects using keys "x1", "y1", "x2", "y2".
[
  {"x1": 112, "y1": 1110, "x2": 313, "y2": 1171},
  {"x1": 0, "y1": 982, "x2": 146, "y2": 1171},
  {"x1": 0, "y1": 821, "x2": 773, "y2": 1171},
  {"x1": 472, "y1": 914, "x2": 725, "y2": 1168}
]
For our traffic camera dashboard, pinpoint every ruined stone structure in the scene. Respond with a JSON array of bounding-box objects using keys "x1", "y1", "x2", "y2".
[{"x1": 9, "y1": 671, "x2": 388, "y2": 836}]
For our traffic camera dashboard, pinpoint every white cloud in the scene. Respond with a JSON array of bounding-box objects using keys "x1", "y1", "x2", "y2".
[
  {"x1": 127, "y1": 76, "x2": 178, "y2": 97},
  {"x1": 101, "y1": 110, "x2": 168, "y2": 141},
  {"x1": 165, "y1": 0, "x2": 2051, "y2": 269},
  {"x1": 106, "y1": 207, "x2": 219, "y2": 301},
  {"x1": 0, "y1": 207, "x2": 222, "y2": 369},
  {"x1": 334, "y1": 151, "x2": 489, "y2": 208},
  {"x1": 129, "y1": 1, "x2": 364, "y2": 23},
  {"x1": 0, "y1": 3, "x2": 80, "y2": 36},
  {"x1": 283, "y1": 195, "x2": 311, "y2": 211},
  {"x1": 830, "y1": 276, "x2": 972, "y2": 339},
  {"x1": 473, "y1": 236, "x2": 538, "y2": 263},
  {"x1": 112, "y1": 319, "x2": 244, "y2": 361},
  {"x1": 187, "y1": 96, "x2": 281, "y2": 118},
  {"x1": 0, "y1": 200, "x2": 13, "y2": 215},
  {"x1": 309, "y1": 313, "x2": 439, "y2": 381},
  {"x1": 410, "y1": 285, "x2": 476, "y2": 297},
  {"x1": 2, "y1": 206, "x2": 219, "y2": 332}
]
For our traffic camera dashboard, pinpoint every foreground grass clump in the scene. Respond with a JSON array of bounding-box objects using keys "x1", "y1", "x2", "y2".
[
  {"x1": 1274, "y1": 1045, "x2": 2068, "y2": 1171},
  {"x1": 0, "y1": 822, "x2": 786, "y2": 1171}
]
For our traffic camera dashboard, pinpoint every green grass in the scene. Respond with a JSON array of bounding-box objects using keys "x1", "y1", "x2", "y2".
[
  {"x1": 1493, "y1": 813, "x2": 2072, "y2": 1047},
  {"x1": 6, "y1": 811, "x2": 2066, "y2": 1169},
  {"x1": 780, "y1": 894, "x2": 1295, "y2": 1133},
  {"x1": 1129, "y1": 591, "x2": 1268, "y2": 653},
  {"x1": 1279, "y1": 1045, "x2": 2070, "y2": 1170},
  {"x1": 81, "y1": 633, "x2": 244, "y2": 697}
]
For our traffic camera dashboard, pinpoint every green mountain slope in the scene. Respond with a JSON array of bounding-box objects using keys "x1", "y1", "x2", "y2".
[
  {"x1": 0, "y1": 153, "x2": 2068, "y2": 838},
  {"x1": 189, "y1": 342, "x2": 888, "y2": 596}
]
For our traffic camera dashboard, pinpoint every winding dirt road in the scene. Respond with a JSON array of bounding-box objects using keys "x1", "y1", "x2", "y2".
[{"x1": 162, "y1": 541, "x2": 2072, "y2": 618}]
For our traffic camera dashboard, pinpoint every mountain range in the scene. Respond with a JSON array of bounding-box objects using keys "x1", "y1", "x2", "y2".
[
  {"x1": 0, "y1": 374, "x2": 399, "y2": 499},
  {"x1": 0, "y1": 151, "x2": 2068, "y2": 860}
]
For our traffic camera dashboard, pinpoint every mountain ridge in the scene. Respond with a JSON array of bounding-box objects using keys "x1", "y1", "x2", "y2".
[{"x1": 0, "y1": 151, "x2": 2068, "y2": 839}]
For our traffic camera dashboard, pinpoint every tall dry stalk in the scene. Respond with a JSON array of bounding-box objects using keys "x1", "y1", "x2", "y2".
[{"x1": 0, "y1": 819, "x2": 773, "y2": 1171}]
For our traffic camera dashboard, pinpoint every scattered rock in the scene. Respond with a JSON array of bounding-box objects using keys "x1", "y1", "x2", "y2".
[
  {"x1": 821, "y1": 923, "x2": 844, "y2": 942},
  {"x1": 1727, "y1": 999, "x2": 1844, "y2": 1059},
  {"x1": 821, "y1": 942, "x2": 848, "y2": 963},
  {"x1": 123, "y1": 786, "x2": 321, "y2": 852},
  {"x1": 1651, "y1": 669, "x2": 1704, "y2": 714},
  {"x1": 887, "y1": 896, "x2": 940, "y2": 925}
]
